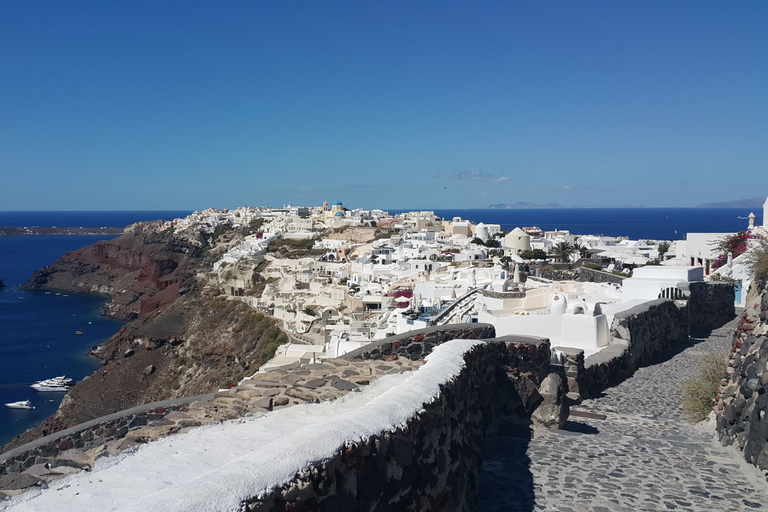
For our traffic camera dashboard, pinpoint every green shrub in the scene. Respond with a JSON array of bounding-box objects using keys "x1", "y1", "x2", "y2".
[
  {"x1": 584, "y1": 263, "x2": 603, "y2": 271},
  {"x1": 681, "y1": 353, "x2": 726, "y2": 423},
  {"x1": 747, "y1": 237, "x2": 768, "y2": 282}
]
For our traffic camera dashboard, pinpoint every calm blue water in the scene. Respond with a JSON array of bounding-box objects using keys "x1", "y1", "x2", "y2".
[
  {"x1": 0, "y1": 235, "x2": 127, "y2": 447},
  {"x1": 430, "y1": 208, "x2": 761, "y2": 241},
  {"x1": 0, "y1": 211, "x2": 192, "y2": 228}
]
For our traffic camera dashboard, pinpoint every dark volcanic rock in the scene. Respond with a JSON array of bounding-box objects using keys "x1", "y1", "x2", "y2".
[
  {"x1": 3, "y1": 221, "x2": 291, "y2": 453},
  {"x1": 23, "y1": 222, "x2": 206, "y2": 321}
]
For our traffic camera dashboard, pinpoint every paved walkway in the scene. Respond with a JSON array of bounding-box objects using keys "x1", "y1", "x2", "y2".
[{"x1": 478, "y1": 317, "x2": 768, "y2": 512}]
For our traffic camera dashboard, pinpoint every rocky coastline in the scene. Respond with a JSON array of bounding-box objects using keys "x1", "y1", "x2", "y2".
[{"x1": 2, "y1": 220, "x2": 287, "y2": 453}]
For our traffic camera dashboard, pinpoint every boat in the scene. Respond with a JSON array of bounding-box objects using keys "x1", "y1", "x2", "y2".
[
  {"x1": 5, "y1": 400, "x2": 35, "y2": 410},
  {"x1": 75, "y1": 331, "x2": 84, "y2": 335},
  {"x1": 31, "y1": 376, "x2": 74, "y2": 392}
]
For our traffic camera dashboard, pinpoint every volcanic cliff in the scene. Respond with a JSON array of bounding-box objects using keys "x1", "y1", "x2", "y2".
[{"x1": 4, "y1": 221, "x2": 288, "y2": 451}]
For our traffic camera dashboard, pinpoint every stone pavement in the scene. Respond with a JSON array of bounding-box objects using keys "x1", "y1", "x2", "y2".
[{"x1": 478, "y1": 317, "x2": 768, "y2": 512}]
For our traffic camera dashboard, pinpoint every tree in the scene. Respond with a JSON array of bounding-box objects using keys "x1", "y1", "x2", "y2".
[
  {"x1": 520, "y1": 249, "x2": 548, "y2": 260},
  {"x1": 552, "y1": 242, "x2": 575, "y2": 263},
  {"x1": 657, "y1": 241, "x2": 671, "y2": 260},
  {"x1": 574, "y1": 244, "x2": 591, "y2": 260}
]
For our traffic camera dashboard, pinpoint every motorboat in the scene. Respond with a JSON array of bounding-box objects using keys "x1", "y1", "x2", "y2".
[
  {"x1": 31, "y1": 376, "x2": 74, "y2": 392},
  {"x1": 5, "y1": 400, "x2": 35, "y2": 410},
  {"x1": 75, "y1": 331, "x2": 84, "y2": 335}
]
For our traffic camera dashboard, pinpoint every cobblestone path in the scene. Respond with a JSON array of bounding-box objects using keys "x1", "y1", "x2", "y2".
[{"x1": 477, "y1": 317, "x2": 768, "y2": 512}]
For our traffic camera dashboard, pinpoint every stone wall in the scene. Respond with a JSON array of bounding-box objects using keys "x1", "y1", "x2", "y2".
[
  {"x1": 243, "y1": 336, "x2": 553, "y2": 512},
  {"x1": 577, "y1": 299, "x2": 690, "y2": 397},
  {"x1": 342, "y1": 323, "x2": 496, "y2": 362},
  {"x1": 717, "y1": 280, "x2": 768, "y2": 471},
  {"x1": 689, "y1": 281, "x2": 736, "y2": 334},
  {"x1": 540, "y1": 268, "x2": 579, "y2": 282},
  {"x1": 479, "y1": 290, "x2": 526, "y2": 300},
  {"x1": 576, "y1": 267, "x2": 625, "y2": 284},
  {"x1": 0, "y1": 401, "x2": 202, "y2": 480},
  {"x1": 540, "y1": 267, "x2": 625, "y2": 284}
]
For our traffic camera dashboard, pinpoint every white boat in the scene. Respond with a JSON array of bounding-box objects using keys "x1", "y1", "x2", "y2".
[
  {"x1": 31, "y1": 376, "x2": 74, "y2": 392},
  {"x1": 5, "y1": 400, "x2": 35, "y2": 410}
]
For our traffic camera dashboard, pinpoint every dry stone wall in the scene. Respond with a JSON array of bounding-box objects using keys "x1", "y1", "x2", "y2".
[
  {"x1": 717, "y1": 280, "x2": 768, "y2": 471},
  {"x1": 575, "y1": 267, "x2": 625, "y2": 284},
  {"x1": 540, "y1": 267, "x2": 624, "y2": 284},
  {"x1": 689, "y1": 281, "x2": 736, "y2": 334},
  {"x1": 342, "y1": 323, "x2": 496, "y2": 362}
]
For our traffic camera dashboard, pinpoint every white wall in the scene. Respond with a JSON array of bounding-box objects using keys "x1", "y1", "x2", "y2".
[
  {"x1": 684, "y1": 233, "x2": 732, "y2": 261},
  {"x1": 477, "y1": 310, "x2": 610, "y2": 353}
]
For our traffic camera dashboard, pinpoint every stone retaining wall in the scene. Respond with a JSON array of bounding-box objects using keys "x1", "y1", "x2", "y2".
[
  {"x1": 1, "y1": 402, "x2": 194, "y2": 478},
  {"x1": 717, "y1": 280, "x2": 768, "y2": 471},
  {"x1": 577, "y1": 299, "x2": 690, "y2": 397},
  {"x1": 562, "y1": 282, "x2": 735, "y2": 399},
  {"x1": 576, "y1": 267, "x2": 625, "y2": 284},
  {"x1": 341, "y1": 323, "x2": 496, "y2": 362},
  {"x1": 540, "y1": 268, "x2": 579, "y2": 282},
  {"x1": 243, "y1": 336, "x2": 552, "y2": 512},
  {"x1": 479, "y1": 290, "x2": 526, "y2": 299},
  {"x1": 540, "y1": 267, "x2": 624, "y2": 284},
  {"x1": 689, "y1": 281, "x2": 736, "y2": 334}
]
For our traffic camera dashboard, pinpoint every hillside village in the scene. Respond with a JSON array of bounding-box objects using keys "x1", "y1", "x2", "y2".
[
  {"x1": 3, "y1": 198, "x2": 768, "y2": 508},
  {"x1": 154, "y1": 198, "x2": 768, "y2": 375}
]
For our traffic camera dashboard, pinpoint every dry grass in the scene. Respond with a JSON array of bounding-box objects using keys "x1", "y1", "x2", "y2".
[{"x1": 681, "y1": 353, "x2": 727, "y2": 423}]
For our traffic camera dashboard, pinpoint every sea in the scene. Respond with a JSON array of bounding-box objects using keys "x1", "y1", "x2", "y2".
[
  {"x1": 0, "y1": 207, "x2": 760, "y2": 448},
  {"x1": 0, "y1": 211, "x2": 191, "y2": 447},
  {"x1": 430, "y1": 208, "x2": 762, "y2": 241}
]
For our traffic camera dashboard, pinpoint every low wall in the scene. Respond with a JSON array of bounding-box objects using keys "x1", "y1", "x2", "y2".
[
  {"x1": 576, "y1": 299, "x2": 690, "y2": 397},
  {"x1": 540, "y1": 267, "x2": 624, "y2": 284},
  {"x1": 689, "y1": 281, "x2": 735, "y2": 333},
  {"x1": 4, "y1": 330, "x2": 553, "y2": 511},
  {"x1": 243, "y1": 336, "x2": 551, "y2": 512},
  {"x1": 341, "y1": 323, "x2": 496, "y2": 361},
  {"x1": 717, "y1": 280, "x2": 768, "y2": 471},
  {"x1": 576, "y1": 267, "x2": 625, "y2": 284},
  {"x1": 0, "y1": 395, "x2": 213, "y2": 472},
  {"x1": 562, "y1": 281, "x2": 735, "y2": 399}
]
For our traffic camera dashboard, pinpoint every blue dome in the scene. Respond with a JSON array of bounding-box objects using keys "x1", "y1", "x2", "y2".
[
  {"x1": 332, "y1": 201, "x2": 343, "y2": 206},
  {"x1": 334, "y1": 211, "x2": 345, "y2": 217}
]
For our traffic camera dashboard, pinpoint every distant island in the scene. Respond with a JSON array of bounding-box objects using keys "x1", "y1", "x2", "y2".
[
  {"x1": 0, "y1": 226, "x2": 124, "y2": 236},
  {"x1": 696, "y1": 197, "x2": 766, "y2": 209},
  {"x1": 489, "y1": 202, "x2": 563, "y2": 209}
]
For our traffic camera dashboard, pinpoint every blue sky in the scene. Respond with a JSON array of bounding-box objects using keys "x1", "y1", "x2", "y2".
[{"x1": 1, "y1": 1, "x2": 766, "y2": 211}]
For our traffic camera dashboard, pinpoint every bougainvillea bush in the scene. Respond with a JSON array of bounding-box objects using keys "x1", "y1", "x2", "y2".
[{"x1": 713, "y1": 231, "x2": 753, "y2": 269}]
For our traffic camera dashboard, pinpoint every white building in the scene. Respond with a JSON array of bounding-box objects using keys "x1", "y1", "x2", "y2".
[
  {"x1": 621, "y1": 266, "x2": 703, "y2": 303},
  {"x1": 503, "y1": 228, "x2": 531, "y2": 255}
]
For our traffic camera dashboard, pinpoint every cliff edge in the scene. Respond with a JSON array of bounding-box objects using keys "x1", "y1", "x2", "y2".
[{"x1": 3, "y1": 221, "x2": 288, "y2": 452}]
